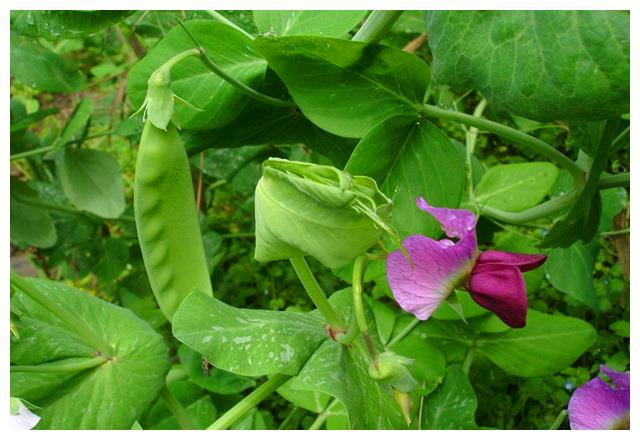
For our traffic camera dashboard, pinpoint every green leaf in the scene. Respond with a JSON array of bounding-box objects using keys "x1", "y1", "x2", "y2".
[
  {"x1": 172, "y1": 291, "x2": 327, "y2": 376},
  {"x1": 127, "y1": 19, "x2": 267, "y2": 130},
  {"x1": 476, "y1": 309, "x2": 597, "y2": 377},
  {"x1": 276, "y1": 381, "x2": 330, "y2": 413},
  {"x1": 255, "y1": 35, "x2": 429, "y2": 138},
  {"x1": 10, "y1": 108, "x2": 59, "y2": 133},
  {"x1": 94, "y1": 238, "x2": 129, "y2": 282},
  {"x1": 544, "y1": 240, "x2": 599, "y2": 309},
  {"x1": 598, "y1": 188, "x2": 627, "y2": 232},
  {"x1": 390, "y1": 333, "x2": 446, "y2": 395},
  {"x1": 431, "y1": 291, "x2": 489, "y2": 320},
  {"x1": 10, "y1": 32, "x2": 86, "y2": 92},
  {"x1": 542, "y1": 119, "x2": 620, "y2": 247},
  {"x1": 178, "y1": 345, "x2": 255, "y2": 394},
  {"x1": 145, "y1": 380, "x2": 216, "y2": 430},
  {"x1": 345, "y1": 116, "x2": 465, "y2": 238},
  {"x1": 422, "y1": 364, "x2": 477, "y2": 429},
  {"x1": 10, "y1": 277, "x2": 170, "y2": 429},
  {"x1": 56, "y1": 99, "x2": 93, "y2": 148},
  {"x1": 474, "y1": 162, "x2": 559, "y2": 212},
  {"x1": 10, "y1": 197, "x2": 57, "y2": 248},
  {"x1": 11, "y1": 11, "x2": 133, "y2": 39},
  {"x1": 57, "y1": 148, "x2": 125, "y2": 218},
  {"x1": 253, "y1": 10, "x2": 367, "y2": 37},
  {"x1": 426, "y1": 11, "x2": 630, "y2": 121},
  {"x1": 366, "y1": 297, "x2": 396, "y2": 346},
  {"x1": 391, "y1": 11, "x2": 426, "y2": 34}
]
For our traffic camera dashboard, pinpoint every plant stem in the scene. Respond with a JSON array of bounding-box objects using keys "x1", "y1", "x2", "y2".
[
  {"x1": 277, "y1": 406, "x2": 300, "y2": 430},
  {"x1": 205, "y1": 10, "x2": 254, "y2": 39},
  {"x1": 421, "y1": 104, "x2": 584, "y2": 183},
  {"x1": 177, "y1": 21, "x2": 293, "y2": 109},
  {"x1": 479, "y1": 188, "x2": 579, "y2": 224},
  {"x1": 352, "y1": 255, "x2": 369, "y2": 333},
  {"x1": 600, "y1": 228, "x2": 630, "y2": 237},
  {"x1": 462, "y1": 346, "x2": 476, "y2": 375},
  {"x1": 465, "y1": 99, "x2": 488, "y2": 205},
  {"x1": 387, "y1": 317, "x2": 420, "y2": 348},
  {"x1": 289, "y1": 257, "x2": 345, "y2": 331},
  {"x1": 10, "y1": 356, "x2": 107, "y2": 374},
  {"x1": 12, "y1": 195, "x2": 135, "y2": 224},
  {"x1": 208, "y1": 374, "x2": 290, "y2": 430},
  {"x1": 10, "y1": 273, "x2": 114, "y2": 357},
  {"x1": 352, "y1": 10, "x2": 403, "y2": 43},
  {"x1": 598, "y1": 172, "x2": 630, "y2": 189},
  {"x1": 160, "y1": 387, "x2": 196, "y2": 430},
  {"x1": 309, "y1": 398, "x2": 340, "y2": 430},
  {"x1": 10, "y1": 145, "x2": 56, "y2": 161},
  {"x1": 549, "y1": 409, "x2": 568, "y2": 430}
]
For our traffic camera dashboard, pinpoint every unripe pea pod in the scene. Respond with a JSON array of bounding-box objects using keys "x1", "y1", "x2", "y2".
[{"x1": 134, "y1": 120, "x2": 212, "y2": 320}]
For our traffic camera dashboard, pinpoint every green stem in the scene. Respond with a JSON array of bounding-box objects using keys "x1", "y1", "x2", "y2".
[
  {"x1": 160, "y1": 387, "x2": 196, "y2": 430},
  {"x1": 10, "y1": 273, "x2": 114, "y2": 357},
  {"x1": 352, "y1": 10, "x2": 403, "y2": 43},
  {"x1": 549, "y1": 409, "x2": 568, "y2": 430},
  {"x1": 205, "y1": 10, "x2": 254, "y2": 39},
  {"x1": 610, "y1": 126, "x2": 630, "y2": 153},
  {"x1": 177, "y1": 21, "x2": 293, "y2": 108},
  {"x1": 10, "y1": 356, "x2": 106, "y2": 374},
  {"x1": 386, "y1": 317, "x2": 419, "y2": 348},
  {"x1": 335, "y1": 311, "x2": 359, "y2": 345},
  {"x1": 598, "y1": 172, "x2": 630, "y2": 189},
  {"x1": 462, "y1": 346, "x2": 476, "y2": 375},
  {"x1": 465, "y1": 99, "x2": 488, "y2": 204},
  {"x1": 13, "y1": 195, "x2": 135, "y2": 224},
  {"x1": 479, "y1": 188, "x2": 579, "y2": 224},
  {"x1": 421, "y1": 104, "x2": 583, "y2": 183},
  {"x1": 289, "y1": 257, "x2": 345, "y2": 331},
  {"x1": 208, "y1": 374, "x2": 290, "y2": 430},
  {"x1": 10, "y1": 145, "x2": 56, "y2": 161},
  {"x1": 277, "y1": 406, "x2": 300, "y2": 430},
  {"x1": 309, "y1": 398, "x2": 340, "y2": 430},
  {"x1": 600, "y1": 228, "x2": 629, "y2": 237},
  {"x1": 352, "y1": 255, "x2": 369, "y2": 332}
]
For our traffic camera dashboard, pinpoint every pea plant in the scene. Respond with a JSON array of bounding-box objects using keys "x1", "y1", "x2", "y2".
[{"x1": 9, "y1": 10, "x2": 630, "y2": 430}]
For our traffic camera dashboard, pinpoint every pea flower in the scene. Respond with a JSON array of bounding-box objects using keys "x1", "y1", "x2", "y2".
[
  {"x1": 10, "y1": 397, "x2": 40, "y2": 430},
  {"x1": 568, "y1": 365, "x2": 630, "y2": 430},
  {"x1": 386, "y1": 197, "x2": 546, "y2": 328}
]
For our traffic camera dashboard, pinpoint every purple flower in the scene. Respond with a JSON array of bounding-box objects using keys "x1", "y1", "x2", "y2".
[
  {"x1": 568, "y1": 365, "x2": 630, "y2": 429},
  {"x1": 386, "y1": 197, "x2": 546, "y2": 328}
]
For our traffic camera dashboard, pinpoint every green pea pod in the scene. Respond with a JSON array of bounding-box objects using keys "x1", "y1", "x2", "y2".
[
  {"x1": 134, "y1": 120, "x2": 212, "y2": 320},
  {"x1": 254, "y1": 158, "x2": 394, "y2": 269}
]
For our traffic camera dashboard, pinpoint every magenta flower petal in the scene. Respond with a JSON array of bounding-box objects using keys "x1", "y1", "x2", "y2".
[
  {"x1": 416, "y1": 197, "x2": 476, "y2": 242},
  {"x1": 468, "y1": 263, "x2": 527, "y2": 328},
  {"x1": 568, "y1": 366, "x2": 630, "y2": 429},
  {"x1": 386, "y1": 232, "x2": 477, "y2": 320},
  {"x1": 477, "y1": 250, "x2": 547, "y2": 272}
]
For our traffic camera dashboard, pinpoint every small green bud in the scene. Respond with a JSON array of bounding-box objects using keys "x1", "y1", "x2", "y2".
[
  {"x1": 254, "y1": 158, "x2": 393, "y2": 269},
  {"x1": 368, "y1": 351, "x2": 417, "y2": 393}
]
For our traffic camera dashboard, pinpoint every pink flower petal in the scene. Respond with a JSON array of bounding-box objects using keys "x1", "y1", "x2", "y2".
[
  {"x1": 468, "y1": 263, "x2": 527, "y2": 328},
  {"x1": 601, "y1": 365, "x2": 630, "y2": 390},
  {"x1": 477, "y1": 250, "x2": 547, "y2": 272},
  {"x1": 386, "y1": 233, "x2": 477, "y2": 320},
  {"x1": 568, "y1": 366, "x2": 630, "y2": 429},
  {"x1": 416, "y1": 197, "x2": 476, "y2": 241}
]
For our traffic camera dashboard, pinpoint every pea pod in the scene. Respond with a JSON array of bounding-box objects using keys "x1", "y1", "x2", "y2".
[{"x1": 134, "y1": 120, "x2": 212, "y2": 320}]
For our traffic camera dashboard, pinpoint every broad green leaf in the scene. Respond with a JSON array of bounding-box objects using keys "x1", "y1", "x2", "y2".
[
  {"x1": 183, "y1": 100, "x2": 357, "y2": 167},
  {"x1": 57, "y1": 148, "x2": 125, "y2": 218},
  {"x1": 145, "y1": 380, "x2": 216, "y2": 430},
  {"x1": 172, "y1": 291, "x2": 327, "y2": 376},
  {"x1": 598, "y1": 188, "x2": 627, "y2": 232},
  {"x1": 56, "y1": 99, "x2": 93, "y2": 148},
  {"x1": 544, "y1": 240, "x2": 599, "y2": 309},
  {"x1": 345, "y1": 116, "x2": 465, "y2": 238},
  {"x1": 94, "y1": 238, "x2": 129, "y2": 283},
  {"x1": 10, "y1": 33, "x2": 86, "y2": 92},
  {"x1": 127, "y1": 20, "x2": 267, "y2": 130},
  {"x1": 10, "y1": 276, "x2": 170, "y2": 429},
  {"x1": 277, "y1": 380, "x2": 330, "y2": 413},
  {"x1": 391, "y1": 11, "x2": 426, "y2": 34},
  {"x1": 178, "y1": 345, "x2": 255, "y2": 394},
  {"x1": 391, "y1": 333, "x2": 446, "y2": 395},
  {"x1": 405, "y1": 317, "x2": 474, "y2": 363},
  {"x1": 474, "y1": 162, "x2": 558, "y2": 212},
  {"x1": 366, "y1": 297, "x2": 396, "y2": 346},
  {"x1": 542, "y1": 119, "x2": 620, "y2": 247},
  {"x1": 422, "y1": 364, "x2": 477, "y2": 429},
  {"x1": 254, "y1": 11, "x2": 366, "y2": 37},
  {"x1": 10, "y1": 108, "x2": 59, "y2": 132},
  {"x1": 10, "y1": 197, "x2": 57, "y2": 248},
  {"x1": 426, "y1": 11, "x2": 630, "y2": 121},
  {"x1": 255, "y1": 35, "x2": 429, "y2": 138},
  {"x1": 476, "y1": 310, "x2": 597, "y2": 377},
  {"x1": 11, "y1": 11, "x2": 133, "y2": 39}
]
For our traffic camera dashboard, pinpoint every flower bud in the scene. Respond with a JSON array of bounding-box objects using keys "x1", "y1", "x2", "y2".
[
  {"x1": 254, "y1": 158, "x2": 393, "y2": 269},
  {"x1": 368, "y1": 352, "x2": 417, "y2": 393}
]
